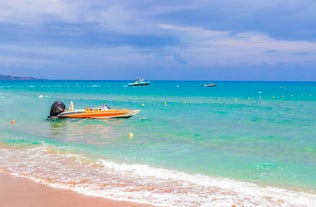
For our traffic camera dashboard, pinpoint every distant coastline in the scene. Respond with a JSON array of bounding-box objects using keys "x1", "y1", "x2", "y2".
[{"x1": 0, "y1": 74, "x2": 44, "y2": 80}]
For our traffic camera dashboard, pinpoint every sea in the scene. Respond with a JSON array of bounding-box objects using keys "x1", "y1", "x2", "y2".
[{"x1": 0, "y1": 80, "x2": 316, "y2": 207}]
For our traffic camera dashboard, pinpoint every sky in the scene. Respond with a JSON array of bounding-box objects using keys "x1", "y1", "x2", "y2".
[{"x1": 1, "y1": 0, "x2": 316, "y2": 80}]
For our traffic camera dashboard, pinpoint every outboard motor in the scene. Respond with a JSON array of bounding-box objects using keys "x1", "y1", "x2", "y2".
[{"x1": 49, "y1": 101, "x2": 66, "y2": 117}]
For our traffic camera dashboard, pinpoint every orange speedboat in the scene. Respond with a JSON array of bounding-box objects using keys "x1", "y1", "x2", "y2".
[{"x1": 48, "y1": 101, "x2": 140, "y2": 119}]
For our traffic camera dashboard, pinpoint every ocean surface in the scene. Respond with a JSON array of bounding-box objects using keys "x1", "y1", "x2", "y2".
[{"x1": 0, "y1": 80, "x2": 316, "y2": 207}]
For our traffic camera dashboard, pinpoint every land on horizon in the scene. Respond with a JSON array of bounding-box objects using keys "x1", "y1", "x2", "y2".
[
  {"x1": 0, "y1": 74, "x2": 44, "y2": 80},
  {"x1": 1, "y1": 74, "x2": 316, "y2": 82}
]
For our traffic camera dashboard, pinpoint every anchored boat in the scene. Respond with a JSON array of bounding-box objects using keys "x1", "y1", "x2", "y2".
[
  {"x1": 48, "y1": 101, "x2": 140, "y2": 119},
  {"x1": 128, "y1": 78, "x2": 150, "y2": 87},
  {"x1": 201, "y1": 83, "x2": 217, "y2": 87}
]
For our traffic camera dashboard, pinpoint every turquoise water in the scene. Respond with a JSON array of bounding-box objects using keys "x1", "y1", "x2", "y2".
[{"x1": 1, "y1": 80, "x2": 316, "y2": 206}]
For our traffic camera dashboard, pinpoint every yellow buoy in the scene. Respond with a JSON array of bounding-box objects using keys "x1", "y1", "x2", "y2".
[
  {"x1": 129, "y1": 133, "x2": 134, "y2": 139},
  {"x1": 141, "y1": 103, "x2": 145, "y2": 107}
]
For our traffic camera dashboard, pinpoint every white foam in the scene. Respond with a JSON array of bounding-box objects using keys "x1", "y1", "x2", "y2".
[
  {"x1": 38, "y1": 94, "x2": 49, "y2": 98},
  {"x1": 88, "y1": 85, "x2": 101, "y2": 88},
  {"x1": 1, "y1": 146, "x2": 316, "y2": 207},
  {"x1": 96, "y1": 159, "x2": 316, "y2": 207}
]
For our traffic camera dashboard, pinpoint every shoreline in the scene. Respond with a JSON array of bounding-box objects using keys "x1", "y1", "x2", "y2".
[{"x1": 0, "y1": 172, "x2": 156, "y2": 207}]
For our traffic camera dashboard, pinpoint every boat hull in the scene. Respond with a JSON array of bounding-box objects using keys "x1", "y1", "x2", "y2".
[
  {"x1": 201, "y1": 84, "x2": 216, "y2": 87},
  {"x1": 56, "y1": 109, "x2": 140, "y2": 119},
  {"x1": 128, "y1": 82, "x2": 150, "y2": 87}
]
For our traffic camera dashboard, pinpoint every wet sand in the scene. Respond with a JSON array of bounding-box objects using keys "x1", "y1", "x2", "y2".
[{"x1": 0, "y1": 172, "x2": 155, "y2": 207}]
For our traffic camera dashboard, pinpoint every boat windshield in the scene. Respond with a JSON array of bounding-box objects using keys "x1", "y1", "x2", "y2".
[
  {"x1": 100, "y1": 104, "x2": 111, "y2": 110},
  {"x1": 136, "y1": 78, "x2": 144, "y2": 82}
]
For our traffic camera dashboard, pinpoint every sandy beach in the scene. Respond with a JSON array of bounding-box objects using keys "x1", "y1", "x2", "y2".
[{"x1": 0, "y1": 172, "x2": 155, "y2": 207}]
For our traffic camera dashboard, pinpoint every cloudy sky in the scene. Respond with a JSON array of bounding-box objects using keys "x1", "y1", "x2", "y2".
[{"x1": 1, "y1": 0, "x2": 316, "y2": 80}]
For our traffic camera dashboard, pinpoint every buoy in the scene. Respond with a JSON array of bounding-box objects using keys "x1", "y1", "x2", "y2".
[
  {"x1": 129, "y1": 133, "x2": 134, "y2": 139},
  {"x1": 10, "y1": 120, "x2": 15, "y2": 125},
  {"x1": 141, "y1": 103, "x2": 145, "y2": 107}
]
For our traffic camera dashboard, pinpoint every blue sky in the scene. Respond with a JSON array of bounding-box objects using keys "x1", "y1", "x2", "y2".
[{"x1": 1, "y1": 0, "x2": 316, "y2": 80}]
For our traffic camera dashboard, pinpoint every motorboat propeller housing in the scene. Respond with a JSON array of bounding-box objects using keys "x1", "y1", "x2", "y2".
[{"x1": 49, "y1": 101, "x2": 66, "y2": 117}]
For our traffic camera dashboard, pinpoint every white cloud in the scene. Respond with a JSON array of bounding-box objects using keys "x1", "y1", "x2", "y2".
[
  {"x1": 89, "y1": 5, "x2": 155, "y2": 34},
  {"x1": 0, "y1": 0, "x2": 81, "y2": 24},
  {"x1": 159, "y1": 24, "x2": 316, "y2": 66},
  {"x1": 0, "y1": 1, "x2": 167, "y2": 34},
  {"x1": 1, "y1": 0, "x2": 316, "y2": 80},
  {"x1": 1, "y1": 0, "x2": 315, "y2": 36},
  {"x1": 0, "y1": 43, "x2": 157, "y2": 73},
  {"x1": 1, "y1": 22, "x2": 316, "y2": 75}
]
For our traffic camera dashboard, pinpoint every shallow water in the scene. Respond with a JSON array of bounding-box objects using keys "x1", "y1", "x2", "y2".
[{"x1": 1, "y1": 80, "x2": 316, "y2": 206}]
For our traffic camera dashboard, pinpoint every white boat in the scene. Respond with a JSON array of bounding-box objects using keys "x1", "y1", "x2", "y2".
[
  {"x1": 128, "y1": 78, "x2": 150, "y2": 87},
  {"x1": 201, "y1": 83, "x2": 216, "y2": 87}
]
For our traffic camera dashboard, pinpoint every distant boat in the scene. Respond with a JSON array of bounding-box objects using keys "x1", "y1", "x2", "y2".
[
  {"x1": 201, "y1": 83, "x2": 217, "y2": 87},
  {"x1": 128, "y1": 78, "x2": 150, "y2": 87}
]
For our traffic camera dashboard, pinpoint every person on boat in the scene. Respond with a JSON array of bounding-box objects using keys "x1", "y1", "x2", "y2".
[{"x1": 68, "y1": 101, "x2": 74, "y2": 111}]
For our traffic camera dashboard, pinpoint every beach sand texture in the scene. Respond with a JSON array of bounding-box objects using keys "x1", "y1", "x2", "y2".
[{"x1": 0, "y1": 172, "x2": 155, "y2": 207}]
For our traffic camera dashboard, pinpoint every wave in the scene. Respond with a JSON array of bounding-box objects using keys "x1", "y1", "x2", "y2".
[
  {"x1": 0, "y1": 144, "x2": 315, "y2": 207},
  {"x1": 88, "y1": 85, "x2": 102, "y2": 88}
]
